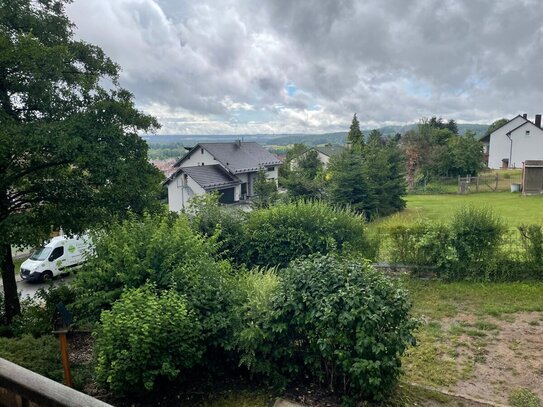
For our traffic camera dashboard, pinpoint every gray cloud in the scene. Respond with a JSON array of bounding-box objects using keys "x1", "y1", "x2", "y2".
[{"x1": 66, "y1": 0, "x2": 543, "y2": 134}]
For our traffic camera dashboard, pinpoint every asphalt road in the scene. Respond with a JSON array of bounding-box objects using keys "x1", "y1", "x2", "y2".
[{"x1": 4, "y1": 274, "x2": 75, "y2": 300}]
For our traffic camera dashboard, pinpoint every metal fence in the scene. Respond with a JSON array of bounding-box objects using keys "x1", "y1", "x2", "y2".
[{"x1": 409, "y1": 171, "x2": 523, "y2": 194}]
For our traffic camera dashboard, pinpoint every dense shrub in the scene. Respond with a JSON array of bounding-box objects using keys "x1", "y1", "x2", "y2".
[
  {"x1": 519, "y1": 224, "x2": 543, "y2": 266},
  {"x1": 384, "y1": 207, "x2": 510, "y2": 281},
  {"x1": 233, "y1": 255, "x2": 418, "y2": 403},
  {"x1": 229, "y1": 270, "x2": 282, "y2": 382},
  {"x1": 95, "y1": 286, "x2": 202, "y2": 395},
  {"x1": 387, "y1": 223, "x2": 452, "y2": 269},
  {"x1": 447, "y1": 207, "x2": 504, "y2": 280},
  {"x1": 187, "y1": 193, "x2": 246, "y2": 263},
  {"x1": 243, "y1": 201, "x2": 376, "y2": 268},
  {"x1": 74, "y1": 211, "x2": 234, "y2": 344},
  {"x1": 12, "y1": 285, "x2": 77, "y2": 338},
  {"x1": 0, "y1": 335, "x2": 63, "y2": 381}
]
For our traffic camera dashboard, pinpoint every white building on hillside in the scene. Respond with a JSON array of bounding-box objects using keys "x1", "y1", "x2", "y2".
[
  {"x1": 483, "y1": 114, "x2": 543, "y2": 169},
  {"x1": 164, "y1": 141, "x2": 281, "y2": 212}
]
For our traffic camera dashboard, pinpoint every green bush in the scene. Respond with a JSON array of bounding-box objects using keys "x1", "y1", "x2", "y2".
[
  {"x1": 243, "y1": 201, "x2": 376, "y2": 268},
  {"x1": 384, "y1": 207, "x2": 508, "y2": 281},
  {"x1": 12, "y1": 285, "x2": 77, "y2": 338},
  {"x1": 447, "y1": 207, "x2": 504, "y2": 280},
  {"x1": 0, "y1": 335, "x2": 63, "y2": 381},
  {"x1": 95, "y1": 286, "x2": 202, "y2": 395},
  {"x1": 74, "y1": 211, "x2": 235, "y2": 344},
  {"x1": 519, "y1": 224, "x2": 543, "y2": 266},
  {"x1": 234, "y1": 255, "x2": 418, "y2": 403},
  {"x1": 187, "y1": 193, "x2": 246, "y2": 263},
  {"x1": 229, "y1": 269, "x2": 282, "y2": 383},
  {"x1": 387, "y1": 223, "x2": 453, "y2": 269}
]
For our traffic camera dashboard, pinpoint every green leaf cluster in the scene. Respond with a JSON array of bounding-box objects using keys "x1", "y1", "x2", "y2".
[
  {"x1": 95, "y1": 285, "x2": 202, "y2": 395},
  {"x1": 74, "y1": 211, "x2": 234, "y2": 344},
  {"x1": 327, "y1": 132, "x2": 407, "y2": 218},
  {"x1": 243, "y1": 200, "x2": 376, "y2": 268},
  {"x1": 231, "y1": 254, "x2": 418, "y2": 403}
]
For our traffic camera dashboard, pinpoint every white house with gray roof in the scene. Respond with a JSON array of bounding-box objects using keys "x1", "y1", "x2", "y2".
[
  {"x1": 165, "y1": 141, "x2": 282, "y2": 212},
  {"x1": 290, "y1": 145, "x2": 345, "y2": 170},
  {"x1": 483, "y1": 114, "x2": 543, "y2": 169}
]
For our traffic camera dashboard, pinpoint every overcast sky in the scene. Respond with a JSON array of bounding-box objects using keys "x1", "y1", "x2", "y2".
[{"x1": 66, "y1": 0, "x2": 543, "y2": 135}]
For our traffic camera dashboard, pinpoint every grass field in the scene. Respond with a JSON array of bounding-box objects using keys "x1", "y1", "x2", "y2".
[{"x1": 393, "y1": 192, "x2": 543, "y2": 227}]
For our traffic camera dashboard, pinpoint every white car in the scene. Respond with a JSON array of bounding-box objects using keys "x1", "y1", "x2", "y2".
[{"x1": 20, "y1": 235, "x2": 92, "y2": 283}]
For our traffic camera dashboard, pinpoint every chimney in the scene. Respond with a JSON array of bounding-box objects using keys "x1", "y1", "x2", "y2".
[
  {"x1": 536, "y1": 114, "x2": 541, "y2": 128},
  {"x1": 523, "y1": 113, "x2": 527, "y2": 119}
]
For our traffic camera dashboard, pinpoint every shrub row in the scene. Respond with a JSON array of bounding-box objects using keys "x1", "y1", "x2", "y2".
[
  {"x1": 190, "y1": 196, "x2": 377, "y2": 268},
  {"x1": 93, "y1": 254, "x2": 417, "y2": 403},
  {"x1": 384, "y1": 207, "x2": 543, "y2": 281}
]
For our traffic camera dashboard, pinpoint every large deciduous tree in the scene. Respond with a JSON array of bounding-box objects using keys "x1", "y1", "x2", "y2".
[{"x1": 0, "y1": 0, "x2": 163, "y2": 323}]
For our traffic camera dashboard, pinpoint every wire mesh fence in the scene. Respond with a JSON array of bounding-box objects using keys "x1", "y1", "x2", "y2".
[{"x1": 409, "y1": 171, "x2": 523, "y2": 194}]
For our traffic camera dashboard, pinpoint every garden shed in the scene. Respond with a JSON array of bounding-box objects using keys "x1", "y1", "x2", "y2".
[{"x1": 522, "y1": 160, "x2": 543, "y2": 195}]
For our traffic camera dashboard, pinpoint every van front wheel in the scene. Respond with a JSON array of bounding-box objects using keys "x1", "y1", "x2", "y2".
[{"x1": 41, "y1": 271, "x2": 53, "y2": 283}]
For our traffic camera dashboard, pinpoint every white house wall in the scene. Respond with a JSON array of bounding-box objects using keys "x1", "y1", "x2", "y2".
[
  {"x1": 180, "y1": 147, "x2": 222, "y2": 168},
  {"x1": 509, "y1": 124, "x2": 543, "y2": 168},
  {"x1": 489, "y1": 117, "x2": 543, "y2": 169},
  {"x1": 167, "y1": 173, "x2": 206, "y2": 213},
  {"x1": 488, "y1": 116, "x2": 528, "y2": 169}
]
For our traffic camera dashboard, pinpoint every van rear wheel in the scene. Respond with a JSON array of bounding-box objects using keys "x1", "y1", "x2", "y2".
[{"x1": 41, "y1": 271, "x2": 53, "y2": 283}]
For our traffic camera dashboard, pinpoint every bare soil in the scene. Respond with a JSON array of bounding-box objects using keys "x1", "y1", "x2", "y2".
[{"x1": 442, "y1": 312, "x2": 543, "y2": 405}]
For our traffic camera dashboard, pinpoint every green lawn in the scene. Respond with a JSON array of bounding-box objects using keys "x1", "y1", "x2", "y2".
[{"x1": 402, "y1": 192, "x2": 543, "y2": 227}]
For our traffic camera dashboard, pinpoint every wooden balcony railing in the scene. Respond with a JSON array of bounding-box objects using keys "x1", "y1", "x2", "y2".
[{"x1": 0, "y1": 358, "x2": 113, "y2": 407}]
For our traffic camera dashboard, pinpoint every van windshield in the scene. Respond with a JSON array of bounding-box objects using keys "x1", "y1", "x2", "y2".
[{"x1": 29, "y1": 247, "x2": 52, "y2": 261}]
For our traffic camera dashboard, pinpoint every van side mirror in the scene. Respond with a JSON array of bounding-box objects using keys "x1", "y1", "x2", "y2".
[{"x1": 48, "y1": 255, "x2": 54, "y2": 262}]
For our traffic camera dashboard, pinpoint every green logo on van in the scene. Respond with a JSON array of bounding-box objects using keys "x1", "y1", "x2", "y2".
[{"x1": 68, "y1": 245, "x2": 76, "y2": 253}]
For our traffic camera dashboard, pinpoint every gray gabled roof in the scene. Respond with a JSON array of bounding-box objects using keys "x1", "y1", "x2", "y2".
[
  {"x1": 176, "y1": 165, "x2": 241, "y2": 190},
  {"x1": 313, "y1": 145, "x2": 345, "y2": 157},
  {"x1": 176, "y1": 142, "x2": 282, "y2": 174}
]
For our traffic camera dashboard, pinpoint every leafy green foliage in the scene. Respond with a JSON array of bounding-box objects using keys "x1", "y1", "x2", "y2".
[
  {"x1": 0, "y1": 335, "x2": 63, "y2": 381},
  {"x1": 402, "y1": 118, "x2": 484, "y2": 184},
  {"x1": 385, "y1": 207, "x2": 508, "y2": 281},
  {"x1": 447, "y1": 207, "x2": 504, "y2": 280},
  {"x1": 252, "y1": 169, "x2": 278, "y2": 209},
  {"x1": 243, "y1": 201, "x2": 375, "y2": 268},
  {"x1": 229, "y1": 270, "x2": 283, "y2": 382},
  {"x1": 297, "y1": 149, "x2": 323, "y2": 179},
  {"x1": 519, "y1": 224, "x2": 543, "y2": 266},
  {"x1": 187, "y1": 193, "x2": 246, "y2": 263},
  {"x1": 0, "y1": 0, "x2": 163, "y2": 322},
  {"x1": 95, "y1": 286, "x2": 202, "y2": 395},
  {"x1": 12, "y1": 285, "x2": 77, "y2": 338},
  {"x1": 74, "y1": 211, "x2": 234, "y2": 344},
  {"x1": 327, "y1": 150, "x2": 375, "y2": 215},
  {"x1": 387, "y1": 223, "x2": 453, "y2": 269},
  {"x1": 233, "y1": 255, "x2": 418, "y2": 403},
  {"x1": 327, "y1": 133, "x2": 406, "y2": 218}
]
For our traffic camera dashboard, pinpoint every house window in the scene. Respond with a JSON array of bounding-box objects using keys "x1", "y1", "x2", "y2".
[
  {"x1": 526, "y1": 130, "x2": 530, "y2": 136},
  {"x1": 183, "y1": 174, "x2": 188, "y2": 186},
  {"x1": 201, "y1": 148, "x2": 204, "y2": 154},
  {"x1": 267, "y1": 166, "x2": 274, "y2": 172}
]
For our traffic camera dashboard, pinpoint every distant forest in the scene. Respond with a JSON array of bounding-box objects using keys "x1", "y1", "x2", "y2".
[{"x1": 144, "y1": 123, "x2": 490, "y2": 160}]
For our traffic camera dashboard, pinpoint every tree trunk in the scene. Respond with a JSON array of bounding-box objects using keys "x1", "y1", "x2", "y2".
[{"x1": 1, "y1": 243, "x2": 20, "y2": 324}]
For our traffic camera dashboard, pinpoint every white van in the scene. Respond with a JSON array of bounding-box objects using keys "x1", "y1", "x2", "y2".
[{"x1": 20, "y1": 235, "x2": 92, "y2": 283}]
